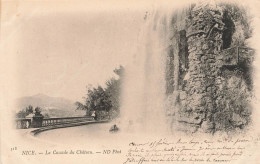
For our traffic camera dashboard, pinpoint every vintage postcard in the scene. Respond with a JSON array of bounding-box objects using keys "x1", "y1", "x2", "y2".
[{"x1": 1, "y1": 0, "x2": 260, "y2": 163}]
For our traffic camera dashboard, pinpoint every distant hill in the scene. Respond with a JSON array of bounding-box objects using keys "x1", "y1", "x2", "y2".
[{"x1": 16, "y1": 94, "x2": 85, "y2": 118}]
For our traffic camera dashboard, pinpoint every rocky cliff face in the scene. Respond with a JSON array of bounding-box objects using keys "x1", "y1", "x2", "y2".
[{"x1": 165, "y1": 2, "x2": 254, "y2": 134}]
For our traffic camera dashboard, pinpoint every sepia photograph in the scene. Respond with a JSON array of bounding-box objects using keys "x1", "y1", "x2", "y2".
[{"x1": 1, "y1": 0, "x2": 260, "y2": 163}]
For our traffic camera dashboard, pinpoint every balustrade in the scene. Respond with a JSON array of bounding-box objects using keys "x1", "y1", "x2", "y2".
[{"x1": 16, "y1": 116, "x2": 92, "y2": 129}]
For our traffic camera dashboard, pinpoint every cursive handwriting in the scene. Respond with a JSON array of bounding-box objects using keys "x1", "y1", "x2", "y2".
[{"x1": 124, "y1": 137, "x2": 258, "y2": 163}]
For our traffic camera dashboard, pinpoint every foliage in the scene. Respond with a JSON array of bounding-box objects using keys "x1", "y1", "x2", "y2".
[
  {"x1": 16, "y1": 105, "x2": 44, "y2": 118},
  {"x1": 214, "y1": 69, "x2": 252, "y2": 131},
  {"x1": 75, "y1": 66, "x2": 124, "y2": 120},
  {"x1": 34, "y1": 106, "x2": 43, "y2": 116},
  {"x1": 16, "y1": 105, "x2": 34, "y2": 118},
  {"x1": 75, "y1": 101, "x2": 88, "y2": 114}
]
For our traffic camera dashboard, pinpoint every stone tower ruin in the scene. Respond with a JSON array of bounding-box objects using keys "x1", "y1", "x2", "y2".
[{"x1": 166, "y1": 2, "x2": 254, "y2": 134}]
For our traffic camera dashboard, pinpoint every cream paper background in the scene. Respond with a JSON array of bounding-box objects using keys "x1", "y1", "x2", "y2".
[{"x1": 1, "y1": 0, "x2": 260, "y2": 163}]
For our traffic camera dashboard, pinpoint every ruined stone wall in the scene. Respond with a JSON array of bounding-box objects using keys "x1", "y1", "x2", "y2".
[
  {"x1": 179, "y1": 3, "x2": 224, "y2": 133},
  {"x1": 166, "y1": 3, "x2": 253, "y2": 134}
]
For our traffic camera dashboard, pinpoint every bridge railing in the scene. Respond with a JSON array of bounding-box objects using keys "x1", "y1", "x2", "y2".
[{"x1": 16, "y1": 116, "x2": 93, "y2": 129}]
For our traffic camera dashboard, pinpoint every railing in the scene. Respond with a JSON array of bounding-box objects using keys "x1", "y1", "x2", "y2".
[
  {"x1": 41, "y1": 116, "x2": 92, "y2": 127},
  {"x1": 16, "y1": 116, "x2": 93, "y2": 129}
]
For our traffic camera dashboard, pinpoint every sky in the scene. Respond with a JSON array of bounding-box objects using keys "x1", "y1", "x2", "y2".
[{"x1": 2, "y1": 1, "x2": 147, "y2": 102}]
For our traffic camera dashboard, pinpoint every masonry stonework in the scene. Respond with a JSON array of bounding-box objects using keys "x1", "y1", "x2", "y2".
[{"x1": 166, "y1": 3, "x2": 254, "y2": 134}]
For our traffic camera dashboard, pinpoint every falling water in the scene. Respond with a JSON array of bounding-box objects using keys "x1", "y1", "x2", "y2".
[{"x1": 120, "y1": 9, "x2": 174, "y2": 135}]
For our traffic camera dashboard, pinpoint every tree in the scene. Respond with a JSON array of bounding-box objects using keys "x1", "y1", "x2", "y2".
[
  {"x1": 25, "y1": 105, "x2": 34, "y2": 115},
  {"x1": 15, "y1": 105, "x2": 44, "y2": 118},
  {"x1": 16, "y1": 110, "x2": 27, "y2": 118},
  {"x1": 16, "y1": 105, "x2": 34, "y2": 118},
  {"x1": 34, "y1": 106, "x2": 43, "y2": 116},
  {"x1": 75, "y1": 66, "x2": 124, "y2": 119}
]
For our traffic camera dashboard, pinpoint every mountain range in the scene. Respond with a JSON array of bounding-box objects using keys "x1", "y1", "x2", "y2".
[{"x1": 16, "y1": 94, "x2": 85, "y2": 118}]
